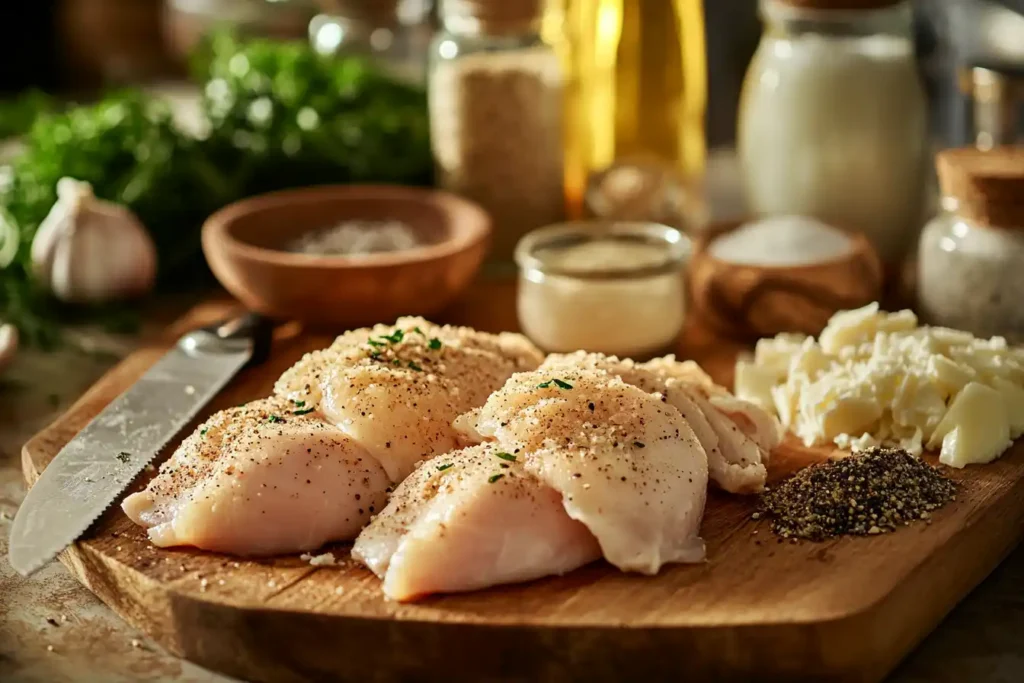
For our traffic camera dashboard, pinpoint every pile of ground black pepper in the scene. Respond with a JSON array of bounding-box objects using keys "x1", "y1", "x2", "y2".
[{"x1": 756, "y1": 447, "x2": 958, "y2": 541}]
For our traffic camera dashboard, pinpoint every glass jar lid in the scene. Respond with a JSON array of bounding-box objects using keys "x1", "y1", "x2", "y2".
[{"x1": 515, "y1": 222, "x2": 690, "y2": 280}]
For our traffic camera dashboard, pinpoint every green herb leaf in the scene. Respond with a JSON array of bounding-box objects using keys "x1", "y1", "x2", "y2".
[
  {"x1": 411, "y1": 326, "x2": 425, "y2": 336},
  {"x1": 554, "y1": 379, "x2": 573, "y2": 389},
  {"x1": 392, "y1": 359, "x2": 402, "y2": 366},
  {"x1": 537, "y1": 381, "x2": 552, "y2": 389},
  {"x1": 267, "y1": 415, "x2": 285, "y2": 423},
  {"x1": 382, "y1": 329, "x2": 404, "y2": 344},
  {"x1": 367, "y1": 340, "x2": 386, "y2": 348},
  {"x1": 428, "y1": 338, "x2": 442, "y2": 350},
  {"x1": 488, "y1": 473, "x2": 504, "y2": 484},
  {"x1": 407, "y1": 361, "x2": 423, "y2": 371},
  {"x1": 200, "y1": 428, "x2": 208, "y2": 436},
  {"x1": 291, "y1": 400, "x2": 306, "y2": 408},
  {"x1": 436, "y1": 463, "x2": 453, "y2": 472},
  {"x1": 495, "y1": 452, "x2": 517, "y2": 462},
  {"x1": 293, "y1": 408, "x2": 315, "y2": 416}
]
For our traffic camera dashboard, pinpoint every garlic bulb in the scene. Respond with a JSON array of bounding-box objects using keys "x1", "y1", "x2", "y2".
[
  {"x1": 0, "y1": 323, "x2": 17, "y2": 373},
  {"x1": 31, "y1": 178, "x2": 157, "y2": 303}
]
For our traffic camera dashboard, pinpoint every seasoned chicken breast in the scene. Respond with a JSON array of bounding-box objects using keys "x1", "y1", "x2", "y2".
[
  {"x1": 123, "y1": 319, "x2": 543, "y2": 556},
  {"x1": 353, "y1": 443, "x2": 601, "y2": 601},
  {"x1": 464, "y1": 368, "x2": 708, "y2": 573},
  {"x1": 122, "y1": 398, "x2": 390, "y2": 556},
  {"x1": 540, "y1": 352, "x2": 781, "y2": 493},
  {"x1": 276, "y1": 318, "x2": 544, "y2": 481}
]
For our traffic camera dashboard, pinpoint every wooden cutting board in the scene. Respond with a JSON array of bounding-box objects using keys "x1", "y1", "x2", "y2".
[{"x1": 21, "y1": 282, "x2": 1024, "y2": 683}]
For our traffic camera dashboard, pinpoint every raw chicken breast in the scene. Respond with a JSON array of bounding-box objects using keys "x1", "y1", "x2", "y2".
[
  {"x1": 353, "y1": 443, "x2": 601, "y2": 601},
  {"x1": 122, "y1": 398, "x2": 390, "y2": 556},
  {"x1": 541, "y1": 352, "x2": 781, "y2": 493},
  {"x1": 462, "y1": 368, "x2": 709, "y2": 573},
  {"x1": 275, "y1": 317, "x2": 542, "y2": 407},
  {"x1": 275, "y1": 318, "x2": 543, "y2": 481}
]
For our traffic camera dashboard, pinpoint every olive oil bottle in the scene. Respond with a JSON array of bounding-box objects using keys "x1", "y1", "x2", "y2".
[{"x1": 545, "y1": 0, "x2": 707, "y2": 215}]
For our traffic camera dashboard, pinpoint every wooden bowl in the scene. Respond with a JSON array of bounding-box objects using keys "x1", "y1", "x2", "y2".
[
  {"x1": 202, "y1": 185, "x2": 490, "y2": 327},
  {"x1": 688, "y1": 220, "x2": 884, "y2": 340}
]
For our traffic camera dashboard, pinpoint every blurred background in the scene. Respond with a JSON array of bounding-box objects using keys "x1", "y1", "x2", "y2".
[
  {"x1": 2, "y1": 0, "x2": 1024, "y2": 349},
  {"x1": 3, "y1": 1, "x2": 1024, "y2": 146}
]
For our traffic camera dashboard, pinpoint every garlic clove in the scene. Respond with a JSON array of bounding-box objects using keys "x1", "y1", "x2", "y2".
[
  {"x1": 0, "y1": 323, "x2": 18, "y2": 373},
  {"x1": 31, "y1": 177, "x2": 158, "y2": 304}
]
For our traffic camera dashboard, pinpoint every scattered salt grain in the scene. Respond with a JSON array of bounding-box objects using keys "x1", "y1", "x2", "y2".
[
  {"x1": 709, "y1": 215, "x2": 854, "y2": 267},
  {"x1": 267, "y1": 580, "x2": 278, "y2": 589},
  {"x1": 335, "y1": 586, "x2": 345, "y2": 595}
]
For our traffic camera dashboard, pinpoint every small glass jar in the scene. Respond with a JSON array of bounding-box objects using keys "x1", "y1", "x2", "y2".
[
  {"x1": 918, "y1": 147, "x2": 1024, "y2": 342},
  {"x1": 309, "y1": 1, "x2": 434, "y2": 85},
  {"x1": 738, "y1": 0, "x2": 928, "y2": 265},
  {"x1": 515, "y1": 222, "x2": 690, "y2": 359},
  {"x1": 429, "y1": 0, "x2": 566, "y2": 265}
]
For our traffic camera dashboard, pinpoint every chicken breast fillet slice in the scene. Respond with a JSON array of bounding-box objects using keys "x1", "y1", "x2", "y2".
[
  {"x1": 460, "y1": 368, "x2": 709, "y2": 573},
  {"x1": 274, "y1": 317, "x2": 543, "y2": 406},
  {"x1": 353, "y1": 443, "x2": 601, "y2": 601},
  {"x1": 274, "y1": 317, "x2": 543, "y2": 481},
  {"x1": 122, "y1": 398, "x2": 390, "y2": 556},
  {"x1": 540, "y1": 352, "x2": 780, "y2": 494}
]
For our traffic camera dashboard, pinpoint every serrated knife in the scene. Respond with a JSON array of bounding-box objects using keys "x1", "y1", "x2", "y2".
[{"x1": 8, "y1": 312, "x2": 272, "y2": 577}]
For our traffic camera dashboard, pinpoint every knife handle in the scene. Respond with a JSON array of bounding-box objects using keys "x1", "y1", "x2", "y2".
[{"x1": 181, "y1": 312, "x2": 274, "y2": 367}]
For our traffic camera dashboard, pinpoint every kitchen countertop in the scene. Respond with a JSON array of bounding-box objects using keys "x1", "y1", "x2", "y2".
[{"x1": 1, "y1": 320, "x2": 1022, "y2": 682}]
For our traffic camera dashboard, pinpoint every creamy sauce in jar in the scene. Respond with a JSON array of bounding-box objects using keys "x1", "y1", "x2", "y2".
[{"x1": 515, "y1": 223, "x2": 688, "y2": 358}]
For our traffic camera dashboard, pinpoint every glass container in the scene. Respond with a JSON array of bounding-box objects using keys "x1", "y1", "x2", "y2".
[
  {"x1": 310, "y1": 0, "x2": 435, "y2": 85},
  {"x1": 550, "y1": 0, "x2": 707, "y2": 217},
  {"x1": 918, "y1": 146, "x2": 1024, "y2": 342},
  {"x1": 738, "y1": 0, "x2": 928, "y2": 265},
  {"x1": 515, "y1": 221, "x2": 689, "y2": 358},
  {"x1": 429, "y1": 0, "x2": 566, "y2": 265}
]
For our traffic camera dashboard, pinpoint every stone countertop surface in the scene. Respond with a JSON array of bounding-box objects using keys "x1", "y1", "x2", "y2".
[{"x1": 0, "y1": 328, "x2": 1022, "y2": 682}]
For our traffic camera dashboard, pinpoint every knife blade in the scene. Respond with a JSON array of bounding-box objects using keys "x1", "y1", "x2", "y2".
[{"x1": 8, "y1": 312, "x2": 272, "y2": 577}]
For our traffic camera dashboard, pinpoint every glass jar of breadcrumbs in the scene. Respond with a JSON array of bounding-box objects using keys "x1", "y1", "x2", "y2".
[{"x1": 429, "y1": 0, "x2": 566, "y2": 266}]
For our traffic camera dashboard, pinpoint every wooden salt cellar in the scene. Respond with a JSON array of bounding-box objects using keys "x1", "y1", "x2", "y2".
[{"x1": 689, "y1": 220, "x2": 884, "y2": 340}]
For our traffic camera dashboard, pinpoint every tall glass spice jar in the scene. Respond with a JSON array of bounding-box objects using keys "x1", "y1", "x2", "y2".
[
  {"x1": 918, "y1": 147, "x2": 1024, "y2": 343},
  {"x1": 429, "y1": 0, "x2": 566, "y2": 265},
  {"x1": 738, "y1": 0, "x2": 928, "y2": 265}
]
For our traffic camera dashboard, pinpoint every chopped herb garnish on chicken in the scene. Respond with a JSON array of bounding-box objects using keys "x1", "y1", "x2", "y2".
[
  {"x1": 495, "y1": 452, "x2": 516, "y2": 462},
  {"x1": 381, "y1": 329, "x2": 404, "y2": 344},
  {"x1": 267, "y1": 415, "x2": 285, "y2": 423},
  {"x1": 291, "y1": 400, "x2": 306, "y2": 408},
  {"x1": 411, "y1": 326, "x2": 425, "y2": 336},
  {"x1": 407, "y1": 361, "x2": 423, "y2": 371},
  {"x1": 293, "y1": 408, "x2": 315, "y2": 416},
  {"x1": 436, "y1": 463, "x2": 453, "y2": 472},
  {"x1": 200, "y1": 428, "x2": 208, "y2": 436},
  {"x1": 367, "y1": 339, "x2": 386, "y2": 348},
  {"x1": 554, "y1": 379, "x2": 573, "y2": 389},
  {"x1": 428, "y1": 338, "x2": 442, "y2": 350},
  {"x1": 537, "y1": 380, "x2": 552, "y2": 389},
  {"x1": 488, "y1": 473, "x2": 504, "y2": 483}
]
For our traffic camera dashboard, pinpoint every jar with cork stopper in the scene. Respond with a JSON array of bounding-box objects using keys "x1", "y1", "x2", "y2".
[
  {"x1": 918, "y1": 147, "x2": 1024, "y2": 342},
  {"x1": 428, "y1": 0, "x2": 566, "y2": 266}
]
